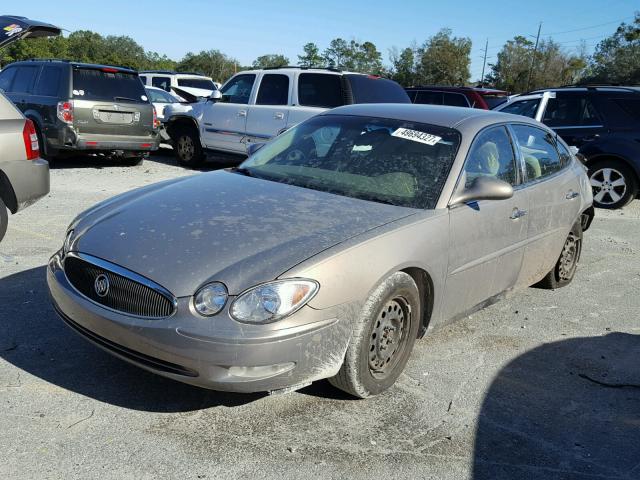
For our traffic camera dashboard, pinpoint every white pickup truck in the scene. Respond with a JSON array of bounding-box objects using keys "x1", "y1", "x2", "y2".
[{"x1": 164, "y1": 67, "x2": 410, "y2": 167}]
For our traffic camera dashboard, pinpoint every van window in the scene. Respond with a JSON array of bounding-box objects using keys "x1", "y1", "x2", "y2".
[
  {"x1": 34, "y1": 66, "x2": 62, "y2": 96},
  {"x1": 12, "y1": 66, "x2": 39, "y2": 93},
  {"x1": 151, "y1": 76, "x2": 171, "y2": 91},
  {"x1": 298, "y1": 73, "x2": 343, "y2": 108},
  {"x1": 256, "y1": 74, "x2": 289, "y2": 106},
  {"x1": 0, "y1": 67, "x2": 17, "y2": 92}
]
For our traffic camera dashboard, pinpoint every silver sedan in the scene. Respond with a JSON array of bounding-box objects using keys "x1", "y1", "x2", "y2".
[{"x1": 48, "y1": 104, "x2": 594, "y2": 398}]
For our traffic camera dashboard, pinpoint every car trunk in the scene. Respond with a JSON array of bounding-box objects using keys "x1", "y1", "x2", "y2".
[{"x1": 71, "y1": 67, "x2": 153, "y2": 136}]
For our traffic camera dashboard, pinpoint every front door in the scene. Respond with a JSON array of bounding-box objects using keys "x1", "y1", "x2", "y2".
[
  {"x1": 201, "y1": 73, "x2": 256, "y2": 154},
  {"x1": 443, "y1": 125, "x2": 529, "y2": 320}
]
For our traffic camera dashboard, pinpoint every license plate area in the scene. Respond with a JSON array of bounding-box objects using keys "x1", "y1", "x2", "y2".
[{"x1": 97, "y1": 110, "x2": 133, "y2": 124}]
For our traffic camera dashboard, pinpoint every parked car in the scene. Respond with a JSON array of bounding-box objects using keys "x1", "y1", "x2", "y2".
[
  {"x1": 48, "y1": 104, "x2": 593, "y2": 397},
  {"x1": 495, "y1": 86, "x2": 640, "y2": 209},
  {"x1": 0, "y1": 60, "x2": 160, "y2": 166},
  {"x1": 139, "y1": 70, "x2": 220, "y2": 99},
  {"x1": 144, "y1": 86, "x2": 183, "y2": 142},
  {"x1": 406, "y1": 86, "x2": 509, "y2": 110},
  {"x1": 165, "y1": 67, "x2": 411, "y2": 167},
  {"x1": 0, "y1": 15, "x2": 61, "y2": 242}
]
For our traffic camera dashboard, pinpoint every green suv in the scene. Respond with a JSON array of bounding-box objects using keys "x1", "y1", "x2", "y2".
[{"x1": 0, "y1": 60, "x2": 160, "y2": 165}]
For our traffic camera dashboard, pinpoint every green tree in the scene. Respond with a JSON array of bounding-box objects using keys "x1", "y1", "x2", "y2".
[
  {"x1": 323, "y1": 38, "x2": 350, "y2": 68},
  {"x1": 389, "y1": 46, "x2": 416, "y2": 86},
  {"x1": 585, "y1": 13, "x2": 640, "y2": 84},
  {"x1": 298, "y1": 42, "x2": 324, "y2": 67},
  {"x1": 251, "y1": 54, "x2": 289, "y2": 69},
  {"x1": 176, "y1": 50, "x2": 239, "y2": 83},
  {"x1": 415, "y1": 29, "x2": 471, "y2": 85}
]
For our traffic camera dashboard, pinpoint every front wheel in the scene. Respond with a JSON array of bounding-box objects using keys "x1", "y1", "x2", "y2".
[
  {"x1": 174, "y1": 127, "x2": 204, "y2": 168},
  {"x1": 535, "y1": 220, "x2": 582, "y2": 289},
  {"x1": 589, "y1": 160, "x2": 638, "y2": 209},
  {"x1": 0, "y1": 196, "x2": 8, "y2": 242},
  {"x1": 329, "y1": 271, "x2": 421, "y2": 398}
]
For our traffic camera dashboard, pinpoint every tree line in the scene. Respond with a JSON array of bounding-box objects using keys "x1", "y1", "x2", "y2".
[{"x1": 1, "y1": 13, "x2": 638, "y2": 93}]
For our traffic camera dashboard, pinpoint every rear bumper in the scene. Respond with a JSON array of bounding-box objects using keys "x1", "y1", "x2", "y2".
[
  {"x1": 49, "y1": 124, "x2": 160, "y2": 153},
  {"x1": 0, "y1": 158, "x2": 49, "y2": 213}
]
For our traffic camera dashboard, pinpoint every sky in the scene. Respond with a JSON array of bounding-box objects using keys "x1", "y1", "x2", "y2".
[{"x1": 12, "y1": 0, "x2": 639, "y2": 80}]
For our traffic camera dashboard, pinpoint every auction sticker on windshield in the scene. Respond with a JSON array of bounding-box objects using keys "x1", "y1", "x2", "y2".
[{"x1": 391, "y1": 128, "x2": 442, "y2": 146}]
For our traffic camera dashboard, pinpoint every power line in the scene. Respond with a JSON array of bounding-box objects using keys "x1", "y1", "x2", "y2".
[{"x1": 542, "y1": 15, "x2": 635, "y2": 36}]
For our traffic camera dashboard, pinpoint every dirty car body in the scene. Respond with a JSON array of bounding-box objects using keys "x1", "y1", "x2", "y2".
[{"x1": 48, "y1": 104, "x2": 593, "y2": 395}]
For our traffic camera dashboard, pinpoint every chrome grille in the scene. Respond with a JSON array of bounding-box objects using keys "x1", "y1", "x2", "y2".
[{"x1": 64, "y1": 254, "x2": 175, "y2": 318}]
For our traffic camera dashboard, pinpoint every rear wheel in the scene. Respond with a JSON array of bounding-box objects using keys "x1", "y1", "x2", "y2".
[
  {"x1": 174, "y1": 127, "x2": 204, "y2": 168},
  {"x1": 535, "y1": 221, "x2": 582, "y2": 289},
  {"x1": 119, "y1": 152, "x2": 146, "y2": 167},
  {"x1": 329, "y1": 272, "x2": 421, "y2": 398},
  {"x1": 0, "y1": 197, "x2": 8, "y2": 242},
  {"x1": 589, "y1": 160, "x2": 638, "y2": 209}
]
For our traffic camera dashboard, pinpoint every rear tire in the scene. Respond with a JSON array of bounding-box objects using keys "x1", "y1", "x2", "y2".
[
  {"x1": 535, "y1": 220, "x2": 582, "y2": 289},
  {"x1": 120, "y1": 152, "x2": 146, "y2": 167},
  {"x1": 588, "y1": 159, "x2": 638, "y2": 209},
  {"x1": 329, "y1": 272, "x2": 421, "y2": 398},
  {"x1": 174, "y1": 127, "x2": 204, "y2": 168},
  {"x1": 0, "y1": 197, "x2": 8, "y2": 243}
]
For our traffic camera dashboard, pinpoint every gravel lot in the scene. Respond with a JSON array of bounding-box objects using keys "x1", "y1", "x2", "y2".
[{"x1": 1, "y1": 151, "x2": 639, "y2": 480}]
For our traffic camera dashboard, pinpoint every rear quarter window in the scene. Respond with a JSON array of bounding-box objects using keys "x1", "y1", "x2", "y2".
[
  {"x1": 297, "y1": 73, "x2": 343, "y2": 108},
  {"x1": 346, "y1": 75, "x2": 410, "y2": 104}
]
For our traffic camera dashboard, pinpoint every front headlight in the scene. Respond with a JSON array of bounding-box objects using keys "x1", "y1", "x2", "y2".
[
  {"x1": 230, "y1": 279, "x2": 319, "y2": 324},
  {"x1": 194, "y1": 282, "x2": 228, "y2": 316}
]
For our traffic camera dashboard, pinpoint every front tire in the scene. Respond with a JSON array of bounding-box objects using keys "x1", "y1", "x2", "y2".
[
  {"x1": 589, "y1": 160, "x2": 638, "y2": 209},
  {"x1": 329, "y1": 272, "x2": 421, "y2": 398},
  {"x1": 535, "y1": 220, "x2": 582, "y2": 289},
  {"x1": 174, "y1": 127, "x2": 204, "y2": 168},
  {"x1": 0, "y1": 197, "x2": 8, "y2": 242}
]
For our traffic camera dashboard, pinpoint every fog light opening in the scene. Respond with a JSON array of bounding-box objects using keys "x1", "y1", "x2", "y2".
[{"x1": 227, "y1": 362, "x2": 295, "y2": 379}]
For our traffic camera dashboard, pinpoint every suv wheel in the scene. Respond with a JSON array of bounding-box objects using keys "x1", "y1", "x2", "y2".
[
  {"x1": 175, "y1": 127, "x2": 204, "y2": 168},
  {"x1": 119, "y1": 152, "x2": 146, "y2": 167},
  {"x1": 0, "y1": 197, "x2": 8, "y2": 242},
  {"x1": 589, "y1": 160, "x2": 638, "y2": 209}
]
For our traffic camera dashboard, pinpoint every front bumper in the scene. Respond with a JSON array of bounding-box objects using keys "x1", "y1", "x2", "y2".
[{"x1": 47, "y1": 252, "x2": 350, "y2": 393}]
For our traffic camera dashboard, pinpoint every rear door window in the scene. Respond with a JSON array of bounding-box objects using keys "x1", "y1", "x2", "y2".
[
  {"x1": 11, "y1": 66, "x2": 39, "y2": 93},
  {"x1": 298, "y1": 73, "x2": 343, "y2": 108},
  {"x1": 34, "y1": 65, "x2": 62, "y2": 96},
  {"x1": 500, "y1": 99, "x2": 540, "y2": 118},
  {"x1": 442, "y1": 92, "x2": 469, "y2": 107},
  {"x1": 511, "y1": 124, "x2": 563, "y2": 181},
  {"x1": 256, "y1": 74, "x2": 289, "y2": 105},
  {"x1": 414, "y1": 91, "x2": 443, "y2": 105},
  {"x1": 542, "y1": 94, "x2": 602, "y2": 127},
  {"x1": 0, "y1": 67, "x2": 17, "y2": 92},
  {"x1": 151, "y1": 76, "x2": 171, "y2": 91},
  {"x1": 220, "y1": 74, "x2": 256, "y2": 104},
  {"x1": 72, "y1": 68, "x2": 147, "y2": 102}
]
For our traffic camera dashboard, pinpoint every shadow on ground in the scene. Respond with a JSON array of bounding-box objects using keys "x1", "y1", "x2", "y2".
[
  {"x1": 473, "y1": 332, "x2": 640, "y2": 479},
  {"x1": 0, "y1": 266, "x2": 261, "y2": 411}
]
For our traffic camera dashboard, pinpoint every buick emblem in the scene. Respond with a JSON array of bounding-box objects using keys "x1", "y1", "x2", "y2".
[{"x1": 94, "y1": 274, "x2": 110, "y2": 298}]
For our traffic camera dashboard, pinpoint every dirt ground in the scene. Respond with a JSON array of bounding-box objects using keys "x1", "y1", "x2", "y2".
[{"x1": 1, "y1": 151, "x2": 639, "y2": 480}]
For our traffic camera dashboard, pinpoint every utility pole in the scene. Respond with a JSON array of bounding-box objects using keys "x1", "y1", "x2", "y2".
[
  {"x1": 527, "y1": 22, "x2": 542, "y2": 91},
  {"x1": 480, "y1": 38, "x2": 489, "y2": 87}
]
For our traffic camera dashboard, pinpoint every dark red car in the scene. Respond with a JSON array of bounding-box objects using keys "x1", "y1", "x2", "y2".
[{"x1": 405, "y1": 86, "x2": 509, "y2": 110}]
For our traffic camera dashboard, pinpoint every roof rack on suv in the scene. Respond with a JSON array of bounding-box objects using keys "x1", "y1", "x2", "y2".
[
  {"x1": 139, "y1": 70, "x2": 207, "y2": 77},
  {"x1": 23, "y1": 58, "x2": 137, "y2": 71},
  {"x1": 24, "y1": 58, "x2": 71, "y2": 63},
  {"x1": 262, "y1": 65, "x2": 343, "y2": 73},
  {"x1": 524, "y1": 85, "x2": 639, "y2": 95}
]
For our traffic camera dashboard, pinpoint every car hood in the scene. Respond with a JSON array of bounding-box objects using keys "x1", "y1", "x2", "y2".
[
  {"x1": 0, "y1": 16, "x2": 61, "y2": 48},
  {"x1": 72, "y1": 171, "x2": 417, "y2": 297}
]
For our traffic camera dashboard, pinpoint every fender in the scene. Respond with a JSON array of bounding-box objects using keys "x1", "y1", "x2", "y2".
[{"x1": 580, "y1": 138, "x2": 640, "y2": 178}]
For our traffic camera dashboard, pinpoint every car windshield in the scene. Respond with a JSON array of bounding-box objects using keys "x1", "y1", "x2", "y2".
[
  {"x1": 72, "y1": 68, "x2": 147, "y2": 103},
  {"x1": 239, "y1": 115, "x2": 461, "y2": 209}
]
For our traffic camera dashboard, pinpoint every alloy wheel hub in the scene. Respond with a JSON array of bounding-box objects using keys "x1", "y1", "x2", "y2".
[{"x1": 590, "y1": 168, "x2": 626, "y2": 205}]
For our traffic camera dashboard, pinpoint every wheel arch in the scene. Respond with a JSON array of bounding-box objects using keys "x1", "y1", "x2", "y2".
[
  {"x1": 0, "y1": 169, "x2": 18, "y2": 213},
  {"x1": 166, "y1": 115, "x2": 200, "y2": 139},
  {"x1": 586, "y1": 153, "x2": 640, "y2": 186},
  {"x1": 401, "y1": 267, "x2": 435, "y2": 338}
]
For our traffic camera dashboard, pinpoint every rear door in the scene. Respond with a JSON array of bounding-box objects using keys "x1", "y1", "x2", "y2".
[
  {"x1": 71, "y1": 66, "x2": 153, "y2": 137},
  {"x1": 244, "y1": 73, "x2": 291, "y2": 144},
  {"x1": 201, "y1": 73, "x2": 256, "y2": 153},
  {"x1": 509, "y1": 123, "x2": 582, "y2": 287},
  {"x1": 444, "y1": 125, "x2": 529, "y2": 320},
  {"x1": 541, "y1": 91, "x2": 606, "y2": 149}
]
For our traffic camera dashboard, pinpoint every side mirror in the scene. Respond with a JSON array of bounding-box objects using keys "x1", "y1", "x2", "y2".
[
  {"x1": 450, "y1": 176, "x2": 514, "y2": 206},
  {"x1": 247, "y1": 142, "x2": 265, "y2": 156},
  {"x1": 208, "y1": 90, "x2": 222, "y2": 102}
]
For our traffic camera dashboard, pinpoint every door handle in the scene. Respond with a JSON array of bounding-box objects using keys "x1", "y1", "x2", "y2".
[
  {"x1": 565, "y1": 191, "x2": 580, "y2": 200},
  {"x1": 274, "y1": 112, "x2": 284, "y2": 120},
  {"x1": 510, "y1": 208, "x2": 528, "y2": 220},
  {"x1": 237, "y1": 110, "x2": 247, "y2": 117}
]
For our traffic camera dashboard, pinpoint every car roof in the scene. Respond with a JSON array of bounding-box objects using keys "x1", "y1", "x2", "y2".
[
  {"x1": 9, "y1": 59, "x2": 137, "y2": 73},
  {"x1": 323, "y1": 103, "x2": 541, "y2": 130},
  {"x1": 236, "y1": 67, "x2": 366, "y2": 76},
  {"x1": 527, "y1": 85, "x2": 640, "y2": 95}
]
